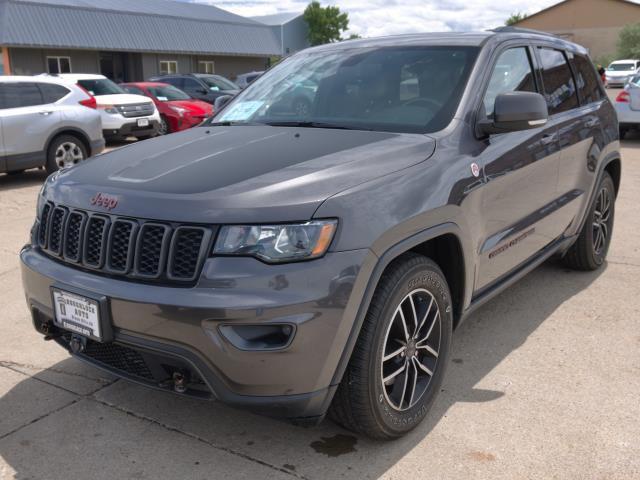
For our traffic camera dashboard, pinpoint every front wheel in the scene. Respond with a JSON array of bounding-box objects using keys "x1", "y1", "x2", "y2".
[
  {"x1": 329, "y1": 253, "x2": 452, "y2": 439},
  {"x1": 563, "y1": 172, "x2": 616, "y2": 270},
  {"x1": 157, "y1": 116, "x2": 170, "y2": 136}
]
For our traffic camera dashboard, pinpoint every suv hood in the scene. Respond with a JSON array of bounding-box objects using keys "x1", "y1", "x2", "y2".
[
  {"x1": 94, "y1": 93, "x2": 154, "y2": 106},
  {"x1": 44, "y1": 126, "x2": 436, "y2": 223}
]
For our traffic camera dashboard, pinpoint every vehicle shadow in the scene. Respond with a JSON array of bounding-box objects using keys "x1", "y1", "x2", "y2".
[
  {"x1": 0, "y1": 261, "x2": 605, "y2": 479},
  {"x1": 0, "y1": 168, "x2": 48, "y2": 192}
]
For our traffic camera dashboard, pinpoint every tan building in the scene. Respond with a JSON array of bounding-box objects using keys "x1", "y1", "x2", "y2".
[{"x1": 514, "y1": 0, "x2": 640, "y2": 59}]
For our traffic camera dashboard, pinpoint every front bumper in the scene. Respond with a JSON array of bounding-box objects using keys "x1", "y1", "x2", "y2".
[
  {"x1": 20, "y1": 244, "x2": 372, "y2": 419},
  {"x1": 103, "y1": 120, "x2": 160, "y2": 139}
]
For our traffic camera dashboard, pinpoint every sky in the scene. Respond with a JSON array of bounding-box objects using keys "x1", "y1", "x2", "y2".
[{"x1": 190, "y1": 0, "x2": 565, "y2": 37}]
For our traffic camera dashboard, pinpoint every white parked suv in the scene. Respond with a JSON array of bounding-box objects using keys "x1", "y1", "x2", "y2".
[
  {"x1": 56, "y1": 74, "x2": 161, "y2": 141},
  {"x1": 605, "y1": 59, "x2": 640, "y2": 87},
  {"x1": 0, "y1": 76, "x2": 104, "y2": 174}
]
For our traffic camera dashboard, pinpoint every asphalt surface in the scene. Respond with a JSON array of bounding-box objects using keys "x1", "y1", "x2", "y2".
[{"x1": 1, "y1": 123, "x2": 639, "y2": 479}]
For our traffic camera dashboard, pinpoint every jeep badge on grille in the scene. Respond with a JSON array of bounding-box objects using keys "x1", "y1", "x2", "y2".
[{"x1": 90, "y1": 193, "x2": 118, "y2": 211}]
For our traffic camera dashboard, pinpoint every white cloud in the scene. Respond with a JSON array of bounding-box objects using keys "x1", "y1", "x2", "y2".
[{"x1": 189, "y1": 0, "x2": 568, "y2": 37}]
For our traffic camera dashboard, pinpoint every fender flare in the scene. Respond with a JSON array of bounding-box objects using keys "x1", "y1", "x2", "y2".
[
  {"x1": 329, "y1": 221, "x2": 471, "y2": 387},
  {"x1": 44, "y1": 127, "x2": 91, "y2": 156}
]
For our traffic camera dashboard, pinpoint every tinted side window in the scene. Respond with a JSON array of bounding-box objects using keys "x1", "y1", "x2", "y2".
[
  {"x1": 182, "y1": 78, "x2": 203, "y2": 94},
  {"x1": 483, "y1": 47, "x2": 536, "y2": 117},
  {"x1": 538, "y1": 48, "x2": 578, "y2": 115},
  {"x1": 0, "y1": 83, "x2": 44, "y2": 109},
  {"x1": 570, "y1": 54, "x2": 603, "y2": 104},
  {"x1": 38, "y1": 83, "x2": 71, "y2": 104},
  {"x1": 122, "y1": 85, "x2": 145, "y2": 96},
  {"x1": 162, "y1": 77, "x2": 182, "y2": 89}
]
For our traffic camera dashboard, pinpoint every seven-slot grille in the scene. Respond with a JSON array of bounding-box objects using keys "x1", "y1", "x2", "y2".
[
  {"x1": 37, "y1": 202, "x2": 212, "y2": 284},
  {"x1": 118, "y1": 103, "x2": 155, "y2": 118}
]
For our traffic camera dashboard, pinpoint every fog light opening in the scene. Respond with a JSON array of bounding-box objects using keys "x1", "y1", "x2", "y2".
[{"x1": 219, "y1": 324, "x2": 296, "y2": 351}]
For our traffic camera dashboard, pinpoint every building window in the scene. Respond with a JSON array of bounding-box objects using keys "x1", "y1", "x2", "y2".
[
  {"x1": 47, "y1": 56, "x2": 71, "y2": 74},
  {"x1": 160, "y1": 60, "x2": 178, "y2": 75},
  {"x1": 198, "y1": 61, "x2": 215, "y2": 74}
]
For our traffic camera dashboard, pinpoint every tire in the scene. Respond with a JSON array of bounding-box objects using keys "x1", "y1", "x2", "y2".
[
  {"x1": 329, "y1": 253, "x2": 453, "y2": 439},
  {"x1": 158, "y1": 116, "x2": 171, "y2": 136},
  {"x1": 46, "y1": 134, "x2": 87, "y2": 174},
  {"x1": 563, "y1": 172, "x2": 616, "y2": 270}
]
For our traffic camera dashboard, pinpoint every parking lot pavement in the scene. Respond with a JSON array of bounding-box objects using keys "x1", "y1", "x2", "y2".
[{"x1": 1, "y1": 140, "x2": 639, "y2": 480}]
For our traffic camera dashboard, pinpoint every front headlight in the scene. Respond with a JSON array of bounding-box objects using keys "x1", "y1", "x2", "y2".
[
  {"x1": 98, "y1": 105, "x2": 119, "y2": 114},
  {"x1": 213, "y1": 220, "x2": 337, "y2": 263},
  {"x1": 169, "y1": 105, "x2": 188, "y2": 117}
]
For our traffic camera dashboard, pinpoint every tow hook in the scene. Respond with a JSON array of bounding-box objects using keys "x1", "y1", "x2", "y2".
[
  {"x1": 38, "y1": 320, "x2": 63, "y2": 341},
  {"x1": 69, "y1": 334, "x2": 87, "y2": 354},
  {"x1": 172, "y1": 371, "x2": 187, "y2": 394}
]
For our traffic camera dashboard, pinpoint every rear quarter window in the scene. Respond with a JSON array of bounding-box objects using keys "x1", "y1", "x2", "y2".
[
  {"x1": 570, "y1": 54, "x2": 603, "y2": 104},
  {"x1": 38, "y1": 83, "x2": 71, "y2": 104},
  {"x1": 538, "y1": 48, "x2": 579, "y2": 115}
]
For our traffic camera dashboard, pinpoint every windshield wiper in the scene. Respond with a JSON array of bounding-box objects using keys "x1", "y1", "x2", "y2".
[
  {"x1": 208, "y1": 121, "x2": 260, "y2": 126},
  {"x1": 264, "y1": 121, "x2": 364, "y2": 130}
]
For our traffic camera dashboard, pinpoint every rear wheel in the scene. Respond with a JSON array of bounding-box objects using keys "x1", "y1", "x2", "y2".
[
  {"x1": 46, "y1": 134, "x2": 87, "y2": 174},
  {"x1": 564, "y1": 172, "x2": 615, "y2": 270},
  {"x1": 329, "y1": 253, "x2": 452, "y2": 439}
]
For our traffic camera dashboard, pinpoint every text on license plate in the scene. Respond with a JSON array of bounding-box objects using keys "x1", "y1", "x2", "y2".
[
  {"x1": 137, "y1": 118, "x2": 149, "y2": 127},
  {"x1": 52, "y1": 289, "x2": 101, "y2": 340}
]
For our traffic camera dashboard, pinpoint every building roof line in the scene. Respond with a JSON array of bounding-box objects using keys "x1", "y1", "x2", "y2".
[{"x1": 7, "y1": 0, "x2": 263, "y2": 28}]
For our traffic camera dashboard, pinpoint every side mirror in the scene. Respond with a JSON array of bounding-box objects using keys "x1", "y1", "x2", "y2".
[
  {"x1": 213, "y1": 95, "x2": 233, "y2": 111},
  {"x1": 478, "y1": 91, "x2": 549, "y2": 136}
]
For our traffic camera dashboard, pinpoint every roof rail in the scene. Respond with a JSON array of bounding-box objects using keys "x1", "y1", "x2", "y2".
[{"x1": 491, "y1": 26, "x2": 564, "y2": 39}]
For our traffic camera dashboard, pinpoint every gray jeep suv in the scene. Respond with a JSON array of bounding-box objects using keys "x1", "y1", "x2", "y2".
[{"x1": 20, "y1": 28, "x2": 620, "y2": 439}]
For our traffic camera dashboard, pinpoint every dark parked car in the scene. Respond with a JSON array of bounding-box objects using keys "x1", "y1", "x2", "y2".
[
  {"x1": 235, "y1": 71, "x2": 263, "y2": 89},
  {"x1": 148, "y1": 73, "x2": 239, "y2": 105},
  {"x1": 21, "y1": 28, "x2": 620, "y2": 439}
]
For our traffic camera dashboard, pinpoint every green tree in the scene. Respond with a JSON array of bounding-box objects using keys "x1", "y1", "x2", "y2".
[
  {"x1": 303, "y1": 1, "x2": 350, "y2": 46},
  {"x1": 505, "y1": 12, "x2": 528, "y2": 26},
  {"x1": 617, "y1": 23, "x2": 640, "y2": 59}
]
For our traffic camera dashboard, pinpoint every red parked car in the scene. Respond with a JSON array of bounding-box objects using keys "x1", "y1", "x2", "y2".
[{"x1": 120, "y1": 82, "x2": 213, "y2": 135}]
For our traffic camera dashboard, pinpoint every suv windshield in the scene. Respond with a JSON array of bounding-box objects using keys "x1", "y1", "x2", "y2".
[
  {"x1": 608, "y1": 63, "x2": 636, "y2": 71},
  {"x1": 200, "y1": 75, "x2": 238, "y2": 91},
  {"x1": 148, "y1": 85, "x2": 191, "y2": 101},
  {"x1": 77, "y1": 78, "x2": 126, "y2": 96},
  {"x1": 214, "y1": 46, "x2": 479, "y2": 133}
]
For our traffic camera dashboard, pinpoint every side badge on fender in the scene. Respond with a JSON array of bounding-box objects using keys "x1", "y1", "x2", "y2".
[{"x1": 470, "y1": 163, "x2": 480, "y2": 178}]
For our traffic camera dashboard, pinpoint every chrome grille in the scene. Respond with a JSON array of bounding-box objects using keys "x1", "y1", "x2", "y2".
[
  {"x1": 118, "y1": 103, "x2": 155, "y2": 118},
  {"x1": 37, "y1": 202, "x2": 212, "y2": 284}
]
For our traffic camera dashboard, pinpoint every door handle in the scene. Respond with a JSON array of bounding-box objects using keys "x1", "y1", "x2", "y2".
[
  {"x1": 38, "y1": 111, "x2": 53, "y2": 116},
  {"x1": 540, "y1": 133, "x2": 557, "y2": 145},
  {"x1": 585, "y1": 117, "x2": 600, "y2": 128}
]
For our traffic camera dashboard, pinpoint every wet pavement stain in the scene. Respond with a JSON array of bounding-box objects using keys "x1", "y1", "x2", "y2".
[{"x1": 310, "y1": 434, "x2": 358, "y2": 457}]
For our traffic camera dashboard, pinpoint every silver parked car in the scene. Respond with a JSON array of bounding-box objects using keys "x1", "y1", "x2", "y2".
[
  {"x1": 614, "y1": 74, "x2": 640, "y2": 138},
  {"x1": 0, "y1": 76, "x2": 105, "y2": 174}
]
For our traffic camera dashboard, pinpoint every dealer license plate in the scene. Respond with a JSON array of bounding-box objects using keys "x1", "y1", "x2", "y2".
[
  {"x1": 52, "y1": 289, "x2": 102, "y2": 341},
  {"x1": 137, "y1": 118, "x2": 149, "y2": 127}
]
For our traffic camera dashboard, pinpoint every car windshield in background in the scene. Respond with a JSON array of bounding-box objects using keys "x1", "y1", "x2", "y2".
[
  {"x1": 201, "y1": 75, "x2": 238, "y2": 91},
  {"x1": 608, "y1": 63, "x2": 636, "y2": 71},
  {"x1": 77, "y1": 79, "x2": 126, "y2": 96},
  {"x1": 148, "y1": 85, "x2": 191, "y2": 101},
  {"x1": 214, "y1": 46, "x2": 479, "y2": 134}
]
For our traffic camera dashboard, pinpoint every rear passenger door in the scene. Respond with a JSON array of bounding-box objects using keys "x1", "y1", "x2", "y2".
[
  {"x1": 536, "y1": 47, "x2": 606, "y2": 231},
  {"x1": 474, "y1": 44, "x2": 562, "y2": 291},
  {"x1": 0, "y1": 82, "x2": 62, "y2": 170}
]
